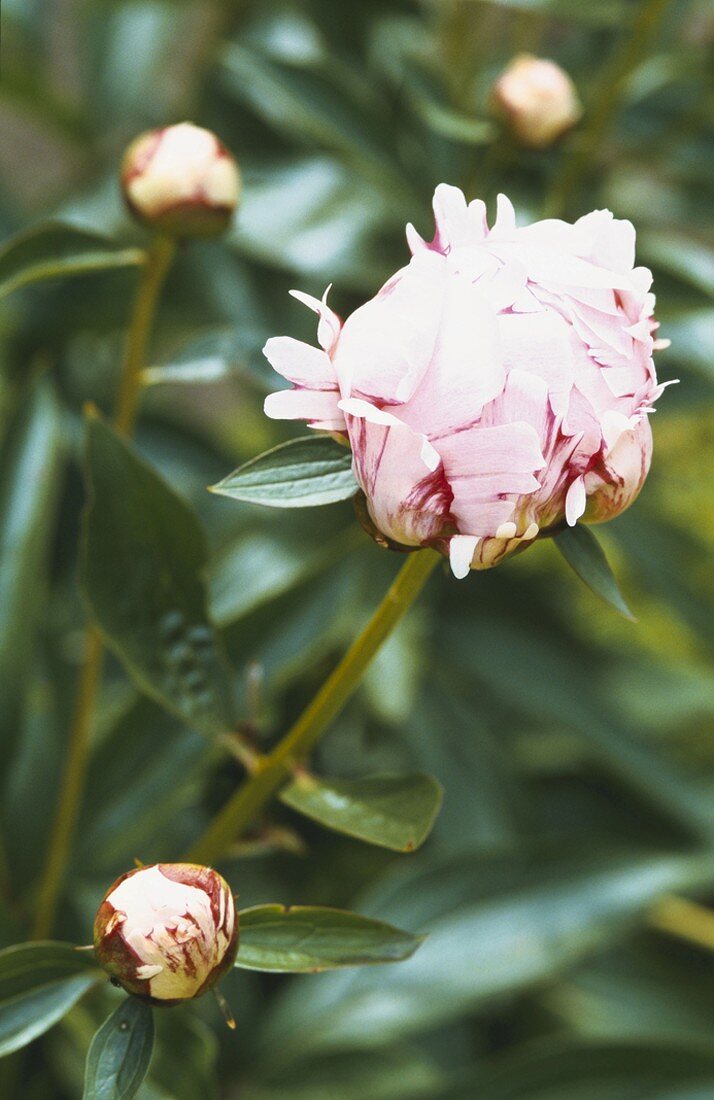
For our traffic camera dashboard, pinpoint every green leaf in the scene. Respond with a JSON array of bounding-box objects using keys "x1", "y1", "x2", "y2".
[
  {"x1": 280, "y1": 773, "x2": 443, "y2": 852},
  {"x1": 555, "y1": 525, "x2": 635, "y2": 621},
  {"x1": 462, "y1": 0, "x2": 630, "y2": 25},
  {"x1": 543, "y1": 941, "x2": 714, "y2": 1049},
  {"x1": 261, "y1": 848, "x2": 714, "y2": 1057},
  {"x1": 146, "y1": 1011, "x2": 218, "y2": 1100},
  {"x1": 78, "y1": 696, "x2": 208, "y2": 873},
  {"x1": 0, "y1": 380, "x2": 64, "y2": 744},
  {"x1": 82, "y1": 415, "x2": 234, "y2": 737},
  {"x1": 209, "y1": 527, "x2": 359, "y2": 626},
  {"x1": 211, "y1": 435, "x2": 358, "y2": 509},
  {"x1": 230, "y1": 157, "x2": 397, "y2": 290},
  {"x1": 657, "y1": 307, "x2": 714, "y2": 382},
  {"x1": 243, "y1": 1048, "x2": 444, "y2": 1100},
  {"x1": 0, "y1": 222, "x2": 144, "y2": 300},
  {"x1": 639, "y1": 230, "x2": 714, "y2": 299},
  {"x1": 443, "y1": 614, "x2": 714, "y2": 839},
  {"x1": 0, "y1": 942, "x2": 101, "y2": 1057},
  {"x1": 235, "y1": 906, "x2": 424, "y2": 972},
  {"x1": 219, "y1": 45, "x2": 406, "y2": 199},
  {"x1": 468, "y1": 1040, "x2": 714, "y2": 1100},
  {"x1": 83, "y1": 997, "x2": 154, "y2": 1100}
]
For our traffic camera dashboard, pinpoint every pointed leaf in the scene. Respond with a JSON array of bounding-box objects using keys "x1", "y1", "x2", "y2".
[
  {"x1": 235, "y1": 906, "x2": 423, "y2": 972},
  {"x1": 0, "y1": 942, "x2": 102, "y2": 1056},
  {"x1": 212, "y1": 435, "x2": 358, "y2": 508},
  {"x1": 0, "y1": 222, "x2": 144, "y2": 300},
  {"x1": 555, "y1": 525, "x2": 635, "y2": 620},
  {"x1": 83, "y1": 997, "x2": 154, "y2": 1100},
  {"x1": 0, "y1": 380, "x2": 64, "y2": 744},
  {"x1": 280, "y1": 772, "x2": 443, "y2": 851},
  {"x1": 82, "y1": 416, "x2": 233, "y2": 736}
]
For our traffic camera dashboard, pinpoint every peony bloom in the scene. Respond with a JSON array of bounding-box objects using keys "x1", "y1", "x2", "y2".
[
  {"x1": 94, "y1": 863, "x2": 238, "y2": 1004},
  {"x1": 121, "y1": 122, "x2": 240, "y2": 237},
  {"x1": 264, "y1": 185, "x2": 670, "y2": 577},
  {"x1": 492, "y1": 55, "x2": 582, "y2": 148}
]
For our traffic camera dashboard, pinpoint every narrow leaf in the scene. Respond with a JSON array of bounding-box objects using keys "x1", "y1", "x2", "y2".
[
  {"x1": 0, "y1": 942, "x2": 101, "y2": 1056},
  {"x1": 280, "y1": 773, "x2": 443, "y2": 851},
  {"x1": 473, "y1": 1040, "x2": 714, "y2": 1100},
  {"x1": 83, "y1": 997, "x2": 154, "y2": 1100},
  {"x1": 82, "y1": 415, "x2": 234, "y2": 736},
  {"x1": 262, "y1": 848, "x2": 714, "y2": 1057},
  {"x1": 0, "y1": 380, "x2": 64, "y2": 744},
  {"x1": 555, "y1": 525, "x2": 635, "y2": 620},
  {"x1": 0, "y1": 222, "x2": 144, "y2": 300},
  {"x1": 235, "y1": 906, "x2": 423, "y2": 972},
  {"x1": 212, "y1": 435, "x2": 358, "y2": 508}
]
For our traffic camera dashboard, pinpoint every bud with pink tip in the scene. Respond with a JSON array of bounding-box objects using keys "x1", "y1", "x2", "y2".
[
  {"x1": 121, "y1": 122, "x2": 240, "y2": 237},
  {"x1": 492, "y1": 55, "x2": 582, "y2": 148},
  {"x1": 94, "y1": 863, "x2": 238, "y2": 1004},
  {"x1": 263, "y1": 184, "x2": 672, "y2": 577}
]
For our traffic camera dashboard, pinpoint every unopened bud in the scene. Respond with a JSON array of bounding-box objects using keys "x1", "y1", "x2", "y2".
[
  {"x1": 492, "y1": 55, "x2": 582, "y2": 148},
  {"x1": 121, "y1": 122, "x2": 240, "y2": 237},
  {"x1": 94, "y1": 863, "x2": 238, "y2": 1005}
]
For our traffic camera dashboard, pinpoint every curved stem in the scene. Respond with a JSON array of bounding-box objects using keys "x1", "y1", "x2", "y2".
[
  {"x1": 545, "y1": 0, "x2": 672, "y2": 218},
  {"x1": 187, "y1": 549, "x2": 439, "y2": 865},
  {"x1": 648, "y1": 893, "x2": 714, "y2": 953},
  {"x1": 114, "y1": 235, "x2": 176, "y2": 436},
  {"x1": 32, "y1": 234, "x2": 176, "y2": 939}
]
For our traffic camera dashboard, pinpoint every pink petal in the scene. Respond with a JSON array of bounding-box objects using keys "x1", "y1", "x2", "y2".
[
  {"x1": 573, "y1": 209, "x2": 636, "y2": 271},
  {"x1": 489, "y1": 193, "x2": 517, "y2": 239},
  {"x1": 565, "y1": 475, "x2": 586, "y2": 526},
  {"x1": 496, "y1": 314, "x2": 573, "y2": 421},
  {"x1": 264, "y1": 388, "x2": 345, "y2": 426},
  {"x1": 343, "y1": 401, "x2": 452, "y2": 546},
  {"x1": 332, "y1": 252, "x2": 446, "y2": 406},
  {"x1": 289, "y1": 287, "x2": 341, "y2": 352},
  {"x1": 492, "y1": 242, "x2": 636, "y2": 291},
  {"x1": 263, "y1": 337, "x2": 336, "y2": 390},
  {"x1": 438, "y1": 422, "x2": 545, "y2": 478},
  {"x1": 437, "y1": 421, "x2": 545, "y2": 536},
  {"x1": 449, "y1": 535, "x2": 480, "y2": 579},
  {"x1": 402, "y1": 275, "x2": 505, "y2": 439}
]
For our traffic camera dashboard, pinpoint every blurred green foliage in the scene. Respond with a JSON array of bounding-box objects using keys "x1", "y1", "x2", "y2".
[{"x1": 0, "y1": 0, "x2": 713, "y2": 1096}]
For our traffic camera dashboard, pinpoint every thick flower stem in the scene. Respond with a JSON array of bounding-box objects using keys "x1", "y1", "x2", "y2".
[
  {"x1": 545, "y1": 0, "x2": 672, "y2": 218},
  {"x1": 32, "y1": 235, "x2": 175, "y2": 939},
  {"x1": 187, "y1": 549, "x2": 440, "y2": 866}
]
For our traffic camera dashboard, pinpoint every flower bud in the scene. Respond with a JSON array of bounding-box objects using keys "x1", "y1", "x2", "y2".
[
  {"x1": 94, "y1": 863, "x2": 238, "y2": 1005},
  {"x1": 492, "y1": 55, "x2": 582, "y2": 148},
  {"x1": 121, "y1": 122, "x2": 240, "y2": 237},
  {"x1": 263, "y1": 184, "x2": 671, "y2": 577}
]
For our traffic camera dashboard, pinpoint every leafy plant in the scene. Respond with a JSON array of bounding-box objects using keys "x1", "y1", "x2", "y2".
[{"x1": 0, "y1": 0, "x2": 712, "y2": 1097}]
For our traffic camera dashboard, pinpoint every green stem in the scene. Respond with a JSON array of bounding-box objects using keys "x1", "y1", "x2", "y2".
[
  {"x1": 544, "y1": 0, "x2": 672, "y2": 218},
  {"x1": 187, "y1": 549, "x2": 439, "y2": 865},
  {"x1": 114, "y1": 235, "x2": 176, "y2": 437},
  {"x1": 32, "y1": 235, "x2": 176, "y2": 939}
]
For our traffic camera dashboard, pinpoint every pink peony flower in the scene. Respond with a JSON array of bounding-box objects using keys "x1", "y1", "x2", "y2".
[
  {"x1": 492, "y1": 55, "x2": 582, "y2": 148},
  {"x1": 264, "y1": 185, "x2": 671, "y2": 577},
  {"x1": 94, "y1": 863, "x2": 238, "y2": 1004}
]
